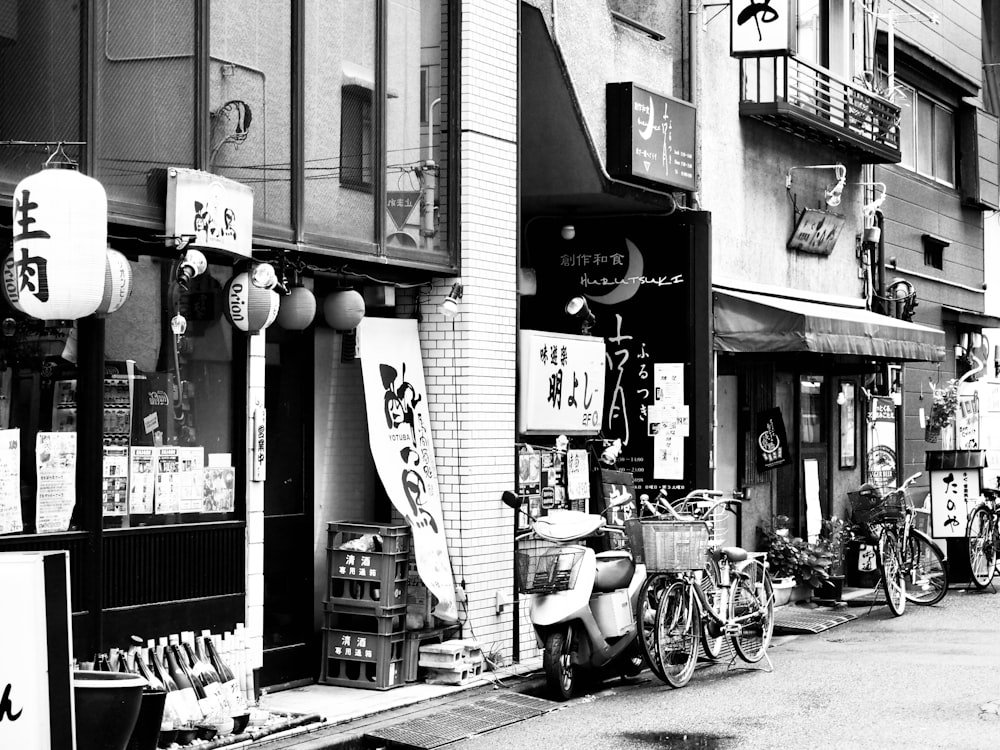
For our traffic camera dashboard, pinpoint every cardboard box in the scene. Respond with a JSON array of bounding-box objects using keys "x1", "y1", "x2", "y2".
[{"x1": 590, "y1": 589, "x2": 632, "y2": 637}]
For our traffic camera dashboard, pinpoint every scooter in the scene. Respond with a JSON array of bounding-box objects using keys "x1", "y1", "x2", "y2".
[{"x1": 502, "y1": 490, "x2": 647, "y2": 700}]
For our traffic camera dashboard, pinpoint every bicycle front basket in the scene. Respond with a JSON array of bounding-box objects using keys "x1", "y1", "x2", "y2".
[
  {"x1": 633, "y1": 519, "x2": 709, "y2": 573},
  {"x1": 515, "y1": 546, "x2": 585, "y2": 594}
]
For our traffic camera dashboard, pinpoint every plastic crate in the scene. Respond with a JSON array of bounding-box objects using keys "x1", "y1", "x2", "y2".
[
  {"x1": 327, "y1": 521, "x2": 411, "y2": 555},
  {"x1": 320, "y1": 629, "x2": 405, "y2": 690},
  {"x1": 326, "y1": 548, "x2": 409, "y2": 612},
  {"x1": 626, "y1": 518, "x2": 709, "y2": 572},
  {"x1": 323, "y1": 601, "x2": 407, "y2": 635}
]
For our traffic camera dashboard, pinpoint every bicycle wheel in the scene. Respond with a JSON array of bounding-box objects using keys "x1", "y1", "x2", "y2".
[
  {"x1": 654, "y1": 581, "x2": 699, "y2": 688},
  {"x1": 904, "y1": 529, "x2": 948, "y2": 605},
  {"x1": 636, "y1": 573, "x2": 671, "y2": 680},
  {"x1": 699, "y1": 558, "x2": 724, "y2": 661},
  {"x1": 729, "y1": 559, "x2": 774, "y2": 663},
  {"x1": 878, "y1": 528, "x2": 906, "y2": 616},
  {"x1": 966, "y1": 506, "x2": 998, "y2": 589}
]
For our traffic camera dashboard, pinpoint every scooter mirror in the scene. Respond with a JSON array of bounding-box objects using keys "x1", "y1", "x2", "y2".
[{"x1": 501, "y1": 490, "x2": 520, "y2": 510}]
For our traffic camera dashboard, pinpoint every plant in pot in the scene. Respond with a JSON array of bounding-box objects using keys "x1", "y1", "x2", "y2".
[
  {"x1": 813, "y1": 516, "x2": 848, "y2": 602},
  {"x1": 759, "y1": 516, "x2": 834, "y2": 604}
]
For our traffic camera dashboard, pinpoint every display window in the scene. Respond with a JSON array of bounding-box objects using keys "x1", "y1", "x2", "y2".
[{"x1": 0, "y1": 253, "x2": 240, "y2": 536}]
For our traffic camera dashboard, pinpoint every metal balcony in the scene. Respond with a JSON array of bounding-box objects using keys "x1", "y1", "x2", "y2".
[{"x1": 740, "y1": 55, "x2": 902, "y2": 164}]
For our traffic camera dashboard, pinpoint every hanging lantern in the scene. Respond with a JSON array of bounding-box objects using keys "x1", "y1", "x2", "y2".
[
  {"x1": 10, "y1": 155, "x2": 107, "y2": 320},
  {"x1": 323, "y1": 289, "x2": 365, "y2": 330},
  {"x1": 224, "y1": 271, "x2": 280, "y2": 334},
  {"x1": 1, "y1": 251, "x2": 24, "y2": 313},
  {"x1": 95, "y1": 248, "x2": 133, "y2": 317},
  {"x1": 276, "y1": 285, "x2": 317, "y2": 330}
]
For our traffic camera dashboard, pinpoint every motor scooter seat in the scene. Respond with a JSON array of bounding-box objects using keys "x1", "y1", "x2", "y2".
[
  {"x1": 594, "y1": 551, "x2": 635, "y2": 592},
  {"x1": 533, "y1": 510, "x2": 606, "y2": 542}
]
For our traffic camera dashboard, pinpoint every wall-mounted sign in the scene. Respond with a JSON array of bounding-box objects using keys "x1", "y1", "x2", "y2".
[
  {"x1": 755, "y1": 407, "x2": 790, "y2": 471},
  {"x1": 166, "y1": 168, "x2": 253, "y2": 258},
  {"x1": 787, "y1": 209, "x2": 846, "y2": 255},
  {"x1": 731, "y1": 0, "x2": 798, "y2": 58},
  {"x1": 606, "y1": 82, "x2": 696, "y2": 192},
  {"x1": 518, "y1": 330, "x2": 607, "y2": 436}
]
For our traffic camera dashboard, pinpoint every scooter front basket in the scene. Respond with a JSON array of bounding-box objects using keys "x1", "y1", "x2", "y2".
[{"x1": 515, "y1": 545, "x2": 585, "y2": 594}]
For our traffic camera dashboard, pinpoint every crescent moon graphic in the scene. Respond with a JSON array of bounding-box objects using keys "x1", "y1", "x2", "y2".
[
  {"x1": 585, "y1": 238, "x2": 644, "y2": 306},
  {"x1": 638, "y1": 96, "x2": 655, "y2": 140}
]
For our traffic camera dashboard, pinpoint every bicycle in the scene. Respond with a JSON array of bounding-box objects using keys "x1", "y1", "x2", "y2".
[
  {"x1": 850, "y1": 473, "x2": 948, "y2": 615},
  {"x1": 630, "y1": 489, "x2": 774, "y2": 688},
  {"x1": 966, "y1": 486, "x2": 1000, "y2": 589}
]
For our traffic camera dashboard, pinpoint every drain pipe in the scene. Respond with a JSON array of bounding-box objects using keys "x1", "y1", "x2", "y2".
[{"x1": 876, "y1": 209, "x2": 886, "y2": 313}]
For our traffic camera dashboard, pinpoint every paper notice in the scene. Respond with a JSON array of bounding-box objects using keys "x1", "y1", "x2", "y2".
[
  {"x1": 0, "y1": 429, "x2": 22, "y2": 534},
  {"x1": 35, "y1": 432, "x2": 76, "y2": 533}
]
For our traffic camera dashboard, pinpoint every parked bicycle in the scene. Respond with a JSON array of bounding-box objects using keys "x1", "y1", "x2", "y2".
[
  {"x1": 850, "y1": 473, "x2": 948, "y2": 616},
  {"x1": 966, "y1": 486, "x2": 1000, "y2": 588},
  {"x1": 630, "y1": 489, "x2": 774, "y2": 688}
]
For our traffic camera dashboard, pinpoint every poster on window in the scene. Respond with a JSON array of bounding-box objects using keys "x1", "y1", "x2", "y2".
[
  {"x1": 0, "y1": 429, "x2": 22, "y2": 534},
  {"x1": 35, "y1": 432, "x2": 76, "y2": 534},
  {"x1": 755, "y1": 407, "x2": 790, "y2": 471},
  {"x1": 359, "y1": 317, "x2": 458, "y2": 623},
  {"x1": 928, "y1": 468, "x2": 979, "y2": 538},
  {"x1": 957, "y1": 393, "x2": 980, "y2": 449},
  {"x1": 866, "y1": 396, "x2": 897, "y2": 492}
]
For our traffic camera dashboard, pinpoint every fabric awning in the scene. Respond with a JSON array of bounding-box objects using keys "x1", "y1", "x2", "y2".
[{"x1": 714, "y1": 288, "x2": 946, "y2": 362}]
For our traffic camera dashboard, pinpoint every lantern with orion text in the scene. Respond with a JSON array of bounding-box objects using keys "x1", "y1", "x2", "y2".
[
  {"x1": 224, "y1": 271, "x2": 280, "y2": 334},
  {"x1": 9, "y1": 159, "x2": 108, "y2": 320},
  {"x1": 95, "y1": 248, "x2": 133, "y2": 316}
]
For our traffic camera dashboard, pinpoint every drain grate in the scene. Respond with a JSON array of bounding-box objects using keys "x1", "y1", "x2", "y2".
[
  {"x1": 364, "y1": 692, "x2": 559, "y2": 749},
  {"x1": 773, "y1": 608, "x2": 857, "y2": 634}
]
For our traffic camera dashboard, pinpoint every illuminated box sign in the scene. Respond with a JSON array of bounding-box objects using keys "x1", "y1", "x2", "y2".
[
  {"x1": 606, "y1": 82, "x2": 697, "y2": 192},
  {"x1": 731, "y1": 0, "x2": 797, "y2": 58},
  {"x1": 165, "y1": 168, "x2": 253, "y2": 259}
]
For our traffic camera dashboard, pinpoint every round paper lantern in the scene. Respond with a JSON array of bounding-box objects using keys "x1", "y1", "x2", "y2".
[
  {"x1": 1, "y1": 251, "x2": 25, "y2": 313},
  {"x1": 95, "y1": 248, "x2": 133, "y2": 316},
  {"x1": 323, "y1": 289, "x2": 365, "y2": 330},
  {"x1": 276, "y1": 285, "x2": 317, "y2": 330},
  {"x1": 11, "y1": 164, "x2": 107, "y2": 320},
  {"x1": 224, "y1": 271, "x2": 280, "y2": 334}
]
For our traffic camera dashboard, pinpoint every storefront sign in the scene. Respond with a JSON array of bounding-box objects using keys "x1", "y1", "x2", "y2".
[
  {"x1": 606, "y1": 82, "x2": 696, "y2": 191},
  {"x1": 928, "y1": 468, "x2": 979, "y2": 538},
  {"x1": 787, "y1": 209, "x2": 846, "y2": 256},
  {"x1": 252, "y1": 406, "x2": 266, "y2": 481},
  {"x1": 957, "y1": 392, "x2": 980, "y2": 449},
  {"x1": 166, "y1": 168, "x2": 253, "y2": 258},
  {"x1": 731, "y1": 0, "x2": 797, "y2": 58},
  {"x1": 867, "y1": 396, "x2": 897, "y2": 491},
  {"x1": 755, "y1": 407, "x2": 790, "y2": 471},
  {"x1": 359, "y1": 317, "x2": 458, "y2": 623},
  {"x1": 518, "y1": 330, "x2": 606, "y2": 435},
  {"x1": 0, "y1": 551, "x2": 75, "y2": 750}
]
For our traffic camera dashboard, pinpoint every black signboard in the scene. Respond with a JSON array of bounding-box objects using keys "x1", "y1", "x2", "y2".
[
  {"x1": 756, "y1": 407, "x2": 791, "y2": 471},
  {"x1": 606, "y1": 82, "x2": 697, "y2": 192}
]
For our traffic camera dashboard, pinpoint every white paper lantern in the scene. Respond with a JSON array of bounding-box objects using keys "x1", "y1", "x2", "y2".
[
  {"x1": 10, "y1": 165, "x2": 107, "y2": 320},
  {"x1": 224, "y1": 271, "x2": 280, "y2": 334},
  {"x1": 95, "y1": 248, "x2": 133, "y2": 316},
  {"x1": 323, "y1": 289, "x2": 366, "y2": 330},
  {"x1": 276, "y1": 285, "x2": 317, "y2": 330},
  {"x1": 1, "y1": 252, "x2": 24, "y2": 313}
]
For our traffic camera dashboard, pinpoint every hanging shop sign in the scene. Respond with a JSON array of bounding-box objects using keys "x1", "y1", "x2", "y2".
[
  {"x1": 0, "y1": 551, "x2": 75, "y2": 750},
  {"x1": 787, "y1": 209, "x2": 846, "y2": 256},
  {"x1": 359, "y1": 317, "x2": 458, "y2": 623},
  {"x1": 755, "y1": 407, "x2": 790, "y2": 471},
  {"x1": 7, "y1": 164, "x2": 107, "y2": 321},
  {"x1": 730, "y1": 0, "x2": 797, "y2": 58},
  {"x1": 518, "y1": 329, "x2": 607, "y2": 436},
  {"x1": 165, "y1": 168, "x2": 253, "y2": 258},
  {"x1": 606, "y1": 82, "x2": 696, "y2": 192}
]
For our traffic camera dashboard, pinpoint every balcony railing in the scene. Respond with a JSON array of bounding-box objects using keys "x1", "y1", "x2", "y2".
[{"x1": 740, "y1": 55, "x2": 902, "y2": 164}]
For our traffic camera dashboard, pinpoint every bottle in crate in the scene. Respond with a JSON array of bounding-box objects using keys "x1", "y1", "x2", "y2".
[
  {"x1": 320, "y1": 628, "x2": 406, "y2": 691},
  {"x1": 326, "y1": 522, "x2": 411, "y2": 612}
]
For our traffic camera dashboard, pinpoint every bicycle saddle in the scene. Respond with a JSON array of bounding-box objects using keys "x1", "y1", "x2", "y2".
[
  {"x1": 532, "y1": 510, "x2": 606, "y2": 542},
  {"x1": 713, "y1": 546, "x2": 748, "y2": 563}
]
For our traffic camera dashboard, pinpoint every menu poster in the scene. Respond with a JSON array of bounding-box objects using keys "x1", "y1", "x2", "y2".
[
  {"x1": 203, "y1": 467, "x2": 235, "y2": 512},
  {"x1": 155, "y1": 447, "x2": 181, "y2": 514},
  {"x1": 566, "y1": 449, "x2": 590, "y2": 502},
  {"x1": 129, "y1": 447, "x2": 156, "y2": 514},
  {"x1": 35, "y1": 432, "x2": 76, "y2": 533},
  {"x1": 177, "y1": 446, "x2": 205, "y2": 513},
  {"x1": 0, "y1": 428, "x2": 22, "y2": 534},
  {"x1": 102, "y1": 446, "x2": 129, "y2": 517}
]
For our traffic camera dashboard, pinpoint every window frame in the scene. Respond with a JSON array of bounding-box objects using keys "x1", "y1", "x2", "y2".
[{"x1": 896, "y1": 80, "x2": 956, "y2": 187}]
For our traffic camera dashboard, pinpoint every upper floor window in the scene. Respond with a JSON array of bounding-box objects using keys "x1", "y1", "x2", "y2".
[
  {"x1": 796, "y1": 0, "x2": 850, "y2": 78},
  {"x1": 897, "y1": 82, "x2": 955, "y2": 186}
]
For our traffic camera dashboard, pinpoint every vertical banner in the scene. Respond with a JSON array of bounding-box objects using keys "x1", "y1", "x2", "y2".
[
  {"x1": 866, "y1": 396, "x2": 897, "y2": 492},
  {"x1": 359, "y1": 317, "x2": 458, "y2": 623},
  {"x1": 755, "y1": 407, "x2": 790, "y2": 471},
  {"x1": 928, "y1": 468, "x2": 980, "y2": 538}
]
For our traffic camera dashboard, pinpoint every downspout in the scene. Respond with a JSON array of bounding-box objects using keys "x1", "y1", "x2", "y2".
[{"x1": 875, "y1": 209, "x2": 886, "y2": 313}]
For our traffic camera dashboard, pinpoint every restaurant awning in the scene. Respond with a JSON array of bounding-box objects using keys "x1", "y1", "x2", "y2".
[{"x1": 714, "y1": 288, "x2": 946, "y2": 362}]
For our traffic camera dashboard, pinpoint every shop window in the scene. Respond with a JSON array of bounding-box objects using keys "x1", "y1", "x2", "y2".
[
  {"x1": 897, "y1": 80, "x2": 956, "y2": 186},
  {"x1": 800, "y1": 376, "x2": 825, "y2": 445}
]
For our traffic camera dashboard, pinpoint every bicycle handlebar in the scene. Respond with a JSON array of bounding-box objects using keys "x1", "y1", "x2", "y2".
[{"x1": 640, "y1": 488, "x2": 742, "y2": 522}]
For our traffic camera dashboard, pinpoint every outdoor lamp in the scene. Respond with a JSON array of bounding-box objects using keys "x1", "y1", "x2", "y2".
[
  {"x1": 224, "y1": 270, "x2": 280, "y2": 334},
  {"x1": 276, "y1": 284, "x2": 317, "y2": 330},
  {"x1": 324, "y1": 288, "x2": 366, "y2": 330},
  {"x1": 8, "y1": 143, "x2": 107, "y2": 321},
  {"x1": 565, "y1": 295, "x2": 596, "y2": 335},
  {"x1": 440, "y1": 282, "x2": 464, "y2": 319},
  {"x1": 861, "y1": 182, "x2": 887, "y2": 218},
  {"x1": 561, "y1": 224, "x2": 576, "y2": 241},
  {"x1": 176, "y1": 249, "x2": 208, "y2": 291},
  {"x1": 785, "y1": 163, "x2": 847, "y2": 209}
]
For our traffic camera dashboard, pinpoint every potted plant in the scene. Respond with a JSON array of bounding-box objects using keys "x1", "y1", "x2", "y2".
[
  {"x1": 813, "y1": 517, "x2": 847, "y2": 602},
  {"x1": 759, "y1": 516, "x2": 834, "y2": 605},
  {"x1": 926, "y1": 378, "x2": 958, "y2": 443}
]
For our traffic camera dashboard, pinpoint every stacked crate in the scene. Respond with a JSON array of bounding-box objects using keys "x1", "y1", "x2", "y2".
[{"x1": 320, "y1": 522, "x2": 411, "y2": 690}]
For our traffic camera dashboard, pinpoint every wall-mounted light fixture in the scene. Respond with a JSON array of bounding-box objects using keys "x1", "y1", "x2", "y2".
[
  {"x1": 176, "y1": 249, "x2": 208, "y2": 291},
  {"x1": 786, "y1": 163, "x2": 847, "y2": 207},
  {"x1": 440, "y1": 282, "x2": 464, "y2": 319},
  {"x1": 560, "y1": 225, "x2": 576, "y2": 241},
  {"x1": 565, "y1": 295, "x2": 596, "y2": 335},
  {"x1": 859, "y1": 181, "x2": 887, "y2": 219}
]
